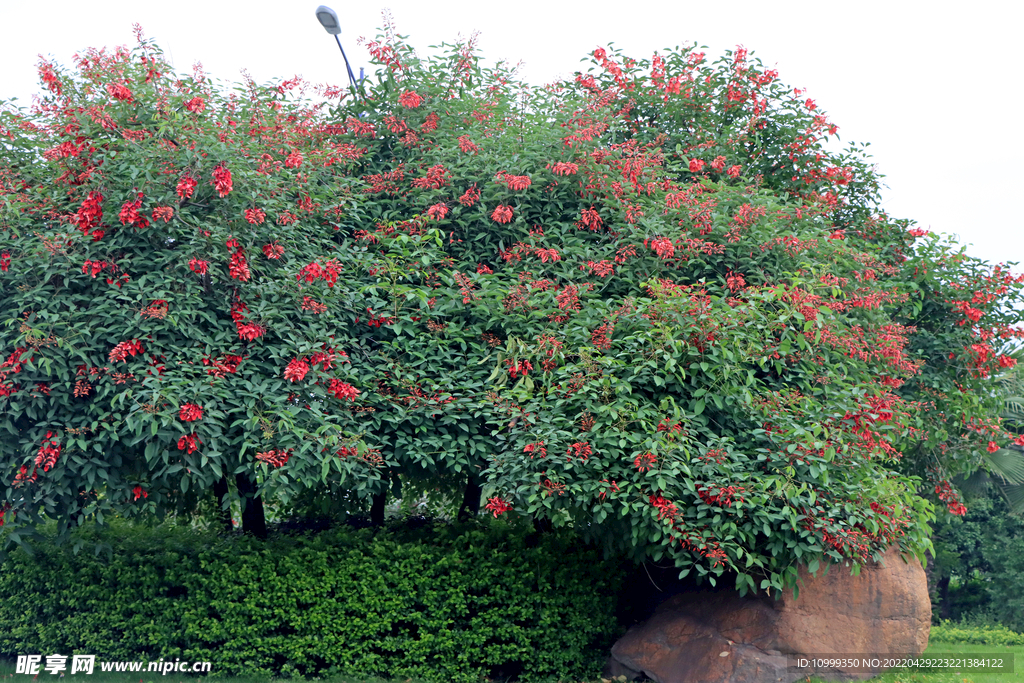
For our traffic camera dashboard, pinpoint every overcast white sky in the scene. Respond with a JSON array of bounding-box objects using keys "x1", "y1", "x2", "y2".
[{"x1": 1, "y1": 0, "x2": 1020, "y2": 270}]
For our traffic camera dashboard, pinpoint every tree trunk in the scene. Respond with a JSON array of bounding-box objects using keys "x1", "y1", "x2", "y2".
[
  {"x1": 457, "y1": 472, "x2": 483, "y2": 521},
  {"x1": 937, "y1": 574, "x2": 951, "y2": 620},
  {"x1": 212, "y1": 476, "x2": 234, "y2": 533},
  {"x1": 235, "y1": 472, "x2": 267, "y2": 539},
  {"x1": 370, "y1": 488, "x2": 387, "y2": 527}
]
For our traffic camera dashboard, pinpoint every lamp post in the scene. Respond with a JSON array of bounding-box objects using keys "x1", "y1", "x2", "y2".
[{"x1": 315, "y1": 5, "x2": 359, "y2": 92}]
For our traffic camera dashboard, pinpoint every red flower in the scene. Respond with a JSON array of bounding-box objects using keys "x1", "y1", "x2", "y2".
[
  {"x1": 185, "y1": 97, "x2": 205, "y2": 113},
  {"x1": 151, "y1": 206, "x2": 174, "y2": 223},
  {"x1": 710, "y1": 156, "x2": 727, "y2": 172},
  {"x1": 118, "y1": 193, "x2": 148, "y2": 228},
  {"x1": 987, "y1": 441, "x2": 1000, "y2": 453},
  {"x1": 689, "y1": 159, "x2": 705, "y2": 172},
  {"x1": 650, "y1": 237, "x2": 675, "y2": 260},
  {"x1": 726, "y1": 165, "x2": 742, "y2": 178},
  {"x1": 109, "y1": 339, "x2": 144, "y2": 363},
  {"x1": 426, "y1": 203, "x2": 449, "y2": 220},
  {"x1": 476, "y1": 263, "x2": 493, "y2": 274},
  {"x1": 212, "y1": 165, "x2": 233, "y2": 197},
  {"x1": 634, "y1": 452, "x2": 656, "y2": 472},
  {"x1": 457, "y1": 135, "x2": 479, "y2": 154},
  {"x1": 132, "y1": 486, "x2": 148, "y2": 501},
  {"x1": 179, "y1": 403, "x2": 203, "y2": 422},
  {"x1": 491, "y1": 205, "x2": 514, "y2": 224},
  {"x1": 0, "y1": 252, "x2": 10, "y2": 272},
  {"x1": 284, "y1": 358, "x2": 310, "y2": 382},
  {"x1": 484, "y1": 496, "x2": 512, "y2": 518},
  {"x1": 285, "y1": 150, "x2": 303, "y2": 168},
  {"x1": 551, "y1": 161, "x2": 578, "y2": 176},
  {"x1": 256, "y1": 449, "x2": 292, "y2": 467},
  {"x1": 177, "y1": 434, "x2": 200, "y2": 454},
  {"x1": 262, "y1": 242, "x2": 284, "y2": 259},
  {"x1": 328, "y1": 378, "x2": 359, "y2": 401},
  {"x1": 458, "y1": 185, "x2": 481, "y2": 206},
  {"x1": 245, "y1": 208, "x2": 266, "y2": 225},
  {"x1": 189, "y1": 258, "x2": 209, "y2": 274},
  {"x1": 107, "y1": 82, "x2": 133, "y2": 101},
  {"x1": 504, "y1": 174, "x2": 532, "y2": 191},
  {"x1": 398, "y1": 90, "x2": 423, "y2": 108},
  {"x1": 176, "y1": 176, "x2": 197, "y2": 200},
  {"x1": 726, "y1": 271, "x2": 746, "y2": 292}
]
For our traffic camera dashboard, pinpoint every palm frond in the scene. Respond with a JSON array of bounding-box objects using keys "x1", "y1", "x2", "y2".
[
  {"x1": 999, "y1": 481, "x2": 1024, "y2": 514},
  {"x1": 984, "y1": 447, "x2": 1024, "y2": 485}
]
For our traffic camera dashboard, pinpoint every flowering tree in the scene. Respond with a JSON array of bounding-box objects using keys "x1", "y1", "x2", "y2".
[{"x1": 3, "y1": 21, "x2": 1023, "y2": 594}]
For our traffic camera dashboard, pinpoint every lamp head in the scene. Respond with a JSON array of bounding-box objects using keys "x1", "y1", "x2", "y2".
[{"x1": 315, "y1": 5, "x2": 341, "y2": 35}]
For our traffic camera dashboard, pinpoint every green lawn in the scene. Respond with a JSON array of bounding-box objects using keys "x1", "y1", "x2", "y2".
[{"x1": 1, "y1": 640, "x2": 1019, "y2": 683}]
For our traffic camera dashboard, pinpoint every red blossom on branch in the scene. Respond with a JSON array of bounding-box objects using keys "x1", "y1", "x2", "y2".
[
  {"x1": 212, "y1": 165, "x2": 233, "y2": 197},
  {"x1": 284, "y1": 358, "x2": 310, "y2": 382},
  {"x1": 179, "y1": 403, "x2": 204, "y2": 422},
  {"x1": 491, "y1": 205, "x2": 514, "y2": 224}
]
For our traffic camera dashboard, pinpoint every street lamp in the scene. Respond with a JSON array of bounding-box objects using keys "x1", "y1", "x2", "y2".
[{"x1": 315, "y1": 5, "x2": 358, "y2": 91}]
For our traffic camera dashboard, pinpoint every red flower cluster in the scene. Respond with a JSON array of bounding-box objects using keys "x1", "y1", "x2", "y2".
[
  {"x1": 503, "y1": 174, "x2": 532, "y2": 191},
  {"x1": 426, "y1": 203, "x2": 449, "y2": 220},
  {"x1": 634, "y1": 452, "x2": 657, "y2": 472},
  {"x1": 459, "y1": 185, "x2": 480, "y2": 206},
  {"x1": 132, "y1": 486, "x2": 148, "y2": 501},
  {"x1": 189, "y1": 257, "x2": 209, "y2": 274},
  {"x1": 491, "y1": 205, "x2": 514, "y2": 224},
  {"x1": 245, "y1": 208, "x2": 266, "y2": 225},
  {"x1": 506, "y1": 358, "x2": 533, "y2": 378},
  {"x1": 296, "y1": 259, "x2": 342, "y2": 287},
  {"x1": 398, "y1": 90, "x2": 423, "y2": 108},
  {"x1": 107, "y1": 82, "x2": 133, "y2": 101},
  {"x1": 203, "y1": 353, "x2": 243, "y2": 378},
  {"x1": 301, "y1": 296, "x2": 327, "y2": 314},
  {"x1": 226, "y1": 237, "x2": 250, "y2": 281},
  {"x1": 551, "y1": 161, "x2": 578, "y2": 176},
  {"x1": 176, "y1": 175, "x2": 197, "y2": 200},
  {"x1": 284, "y1": 150, "x2": 303, "y2": 168},
  {"x1": 935, "y1": 480, "x2": 967, "y2": 516},
  {"x1": 284, "y1": 358, "x2": 310, "y2": 382},
  {"x1": 119, "y1": 193, "x2": 149, "y2": 228},
  {"x1": 185, "y1": 97, "x2": 205, "y2": 113},
  {"x1": 71, "y1": 191, "x2": 105, "y2": 241},
  {"x1": 484, "y1": 496, "x2": 512, "y2": 517},
  {"x1": 262, "y1": 242, "x2": 284, "y2": 259},
  {"x1": 35, "y1": 431, "x2": 61, "y2": 472},
  {"x1": 109, "y1": 339, "x2": 144, "y2": 363},
  {"x1": 524, "y1": 441, "x2": 546, "y2": 458},
  {"x1": 566, "y1": 441, "x2": 592, "y2": 462},
  {"x1": 328, "y1": 378, "x2": 359, "y2": 401},
  {"x1": 696, "y1": 483, "x2": 745, "y2": 507},
  {"x1": 212, "y1": 165, "x2": 232, "y2": 197},
  {"x1": 256, "y1": 449, "x2": 292, "y2": 467},
  {"x1": 151, "y1": 206, "x2": 173, "y2": 223},
  {"x1": 177, "y1": 433, "x2": 200, "y2": 454},
  {"x1": 179, "y1": 403, "x2": 203, "y2": 422},
  {"x1": 457, "y1": 136, "x2": 478, "y2": 154}
]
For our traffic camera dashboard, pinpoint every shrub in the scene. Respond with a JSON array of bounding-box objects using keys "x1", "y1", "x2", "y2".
[{"x1": 0, "y1": 520, "x2": 626, "y2": 681}]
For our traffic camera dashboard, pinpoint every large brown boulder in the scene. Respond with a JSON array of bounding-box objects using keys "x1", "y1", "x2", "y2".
[{"x1": 606, "y1": 547, "x2": 931, "y2": 683}]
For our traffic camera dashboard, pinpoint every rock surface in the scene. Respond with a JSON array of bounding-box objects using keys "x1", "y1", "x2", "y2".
[{"x1": 606, "y1": 547, "x2": 931, "y2": 683}]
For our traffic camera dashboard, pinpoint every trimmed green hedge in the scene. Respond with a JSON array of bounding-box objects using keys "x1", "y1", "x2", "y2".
[
  {"x1": 929, "y1": 621, "x2": 1024, "y2": 646},
  {"x1": 0, "y1": 521, "x2": 627, "y2": 681}
]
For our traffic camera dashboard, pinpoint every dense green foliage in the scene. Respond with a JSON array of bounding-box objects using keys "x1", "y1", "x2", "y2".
[
  {"x1": 0, "y1": 520, "x2": 625, "y2": 681},
  {"x1": 931, "y1": 493, "x2": 1024, "y2": 631},
  {"x1": 2, "y1": 20, "x2": 1023, "y2": 596}
]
